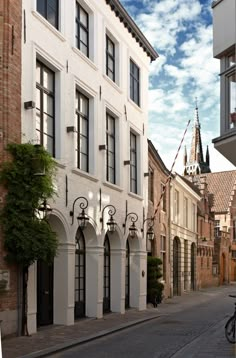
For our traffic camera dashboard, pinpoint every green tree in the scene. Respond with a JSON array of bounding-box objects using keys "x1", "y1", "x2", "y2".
[
  {"x1": 147, "y1": 256, "x2": 164, "y2": 306},
  {"x1": 0, "y1": 143, "x2": 58, "y2": 335}
]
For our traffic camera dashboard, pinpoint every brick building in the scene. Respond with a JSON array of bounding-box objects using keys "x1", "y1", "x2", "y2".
[
  {"x1": 0, "y1": 0, "x2": 22, "y2": 336},
  {"x1": 148, "y1": 140, "x2": 171, "y2": 298}
]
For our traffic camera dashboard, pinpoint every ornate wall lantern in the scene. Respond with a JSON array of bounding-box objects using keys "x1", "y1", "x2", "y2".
[
  {"x1": 100, "y1": 204, "x2": 117, "y2": 232},
  {"x1": 142, "y1": 217, "x2": 155, "y2": 240},
  {"x1": 70, "y1": 196, "x2": 89, "y2": 229},
  {"x1": 123, "y1": 212, "x2": 138, "y2": 238},
  {"x1": 37, "y1": 199, "x2": 52, "y2": 220}
]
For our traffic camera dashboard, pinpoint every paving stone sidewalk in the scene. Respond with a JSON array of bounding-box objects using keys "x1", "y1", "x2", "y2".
[{"x1": 2, "y1": 284, "x2": 235, "y2": 358}]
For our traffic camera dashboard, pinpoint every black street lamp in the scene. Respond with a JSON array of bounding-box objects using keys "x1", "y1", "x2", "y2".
[
  {"x1": 100, "y1": 204, "x2": 117, "y2": 232},
  {"x1": 70, "y1": 196, "x2": 89, "y2": 229},
  {"x1": 123, "y1": 212, "x2": 138, "y2": 238},
  {"x1": 37, "y1": 199, "x2": 52, "y2": 220},
  {"x1": 142, "y1": 217, "x2": 155, "y2": 241}
]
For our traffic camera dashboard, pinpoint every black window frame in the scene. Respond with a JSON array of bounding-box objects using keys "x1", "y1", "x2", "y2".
[
  {"x1": 130, "y1": 132, "x2": 137, "y2": 194},
  {"x1": 76, "y1": 91, "x2": 89, "y2": 172},
  {"x1": 106, "y1": 34, "x2": 115, "y2": 82},
  {"x1": 106, "y1": 113, "x2": 116, "y2": 184},
  {"x1": 36, "y1": 60, "x2": 55, "y2": 157},
  {"x1": 130, "y1": 59, "x2": 140, "y2": 106},
  {"x1": 37, "y1": 0, "x2": 59, "y2": 29},
  {"x1": 76, "y1": 3, "x2": 89, "y2": 57}
]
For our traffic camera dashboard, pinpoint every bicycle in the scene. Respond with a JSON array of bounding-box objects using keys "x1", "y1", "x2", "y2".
[{"x1": 225, "y1": 295, "x2": 236, "y2": 343}]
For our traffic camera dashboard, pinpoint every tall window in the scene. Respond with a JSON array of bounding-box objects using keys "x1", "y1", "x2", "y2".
[
  {"x1": 174, "y1": 190, "x2": 179, "y2": 223},
  {"x1": 130, "y1": 59, "x2": 140, "y2": 106},
  {"x1": 130, "y1": 132, "x2": 137, "y2": 194},
  {"x1": 148, "y1": 167, "x2": 154, "y2": 202},
  {"x1": 229, "y1": 72, "x2": 236, "y2": 129},
  {"x1": 106, "y1": 35, "x2": 115, "y2": 82},
  {"x1": 192, "y1": 203, "x2": 196, "y2": 232},
  {"x1": 184, "y1": 197, "x2": 188, "y2": 228},
  {"x1": 76, "y1": 3, "x2": 89, "y2": 57},
  {"x1": 106, "y1": 113, "x2": 116, "y2": 184},
  {"x1": 233, "y1": 220, "x2": 236, "y2": 241},
  {"x1": 37, "y1": 0, "x2": 59, "y2": 29},
  {"x1": 161, "y1": 183, "x2": 166, "y2": 211},
  {"x1": 75, "y1": 91, "x2": 89, "y2": 172},
  {"x1": 36, "y1": 61, "x2": 55, "y2": 156},
  {"x1": 214, "y1": 220, "x2": 220, "y2": 237},
  {"x1": 160, "y1": 235, "x2": 166, "y2": 281}
]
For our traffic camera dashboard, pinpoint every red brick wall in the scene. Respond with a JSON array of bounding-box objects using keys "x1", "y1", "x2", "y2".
[
  {"x1": 0, "y1": 0, "x2": 22, "y2": 317},
  {"x1": 148, "y1": 145, "x2": 171, "y2": 298}
]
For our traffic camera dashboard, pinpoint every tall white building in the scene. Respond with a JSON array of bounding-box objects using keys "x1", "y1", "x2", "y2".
[
  {"x1": 21, "y1": 0, "x2": 158, "y2": 333},
  {"x1": 212, "y1": 0, "x2": 236, "y2": 165}
]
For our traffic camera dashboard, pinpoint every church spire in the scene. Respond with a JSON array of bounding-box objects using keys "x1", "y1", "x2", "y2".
[{"x1": 183, "y1": 101, "x2": 211, "y2": 176}]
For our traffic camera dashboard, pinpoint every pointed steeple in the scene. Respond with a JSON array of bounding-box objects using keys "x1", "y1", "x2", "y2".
[
  {"x1": 206, "y1": 145, "x2": 210, "y2": 167},
  {"x1": 183, "y1": 100, "x2": 211, "y2": 176}
]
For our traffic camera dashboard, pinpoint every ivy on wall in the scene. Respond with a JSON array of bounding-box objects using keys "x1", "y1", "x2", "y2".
[{"x1": 0, "y1": 143, "x2": 58, "y2": 267}]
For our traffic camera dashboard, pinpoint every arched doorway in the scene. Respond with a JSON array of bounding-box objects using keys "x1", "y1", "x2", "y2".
[
  {"x1": 173, "y1": 237, "x2": 181, "y2": 296},
  {"x1": 220, "y1": 253, "x2": 226, "y2": 284},
  {"x1": 37, "y1": 260, "x2": 54, "y2": 326},
  {"x1": 74, "y1": 227, "x2": 86, "y2": 319},
  {"x1": 125, "y1": 240, "x2": 130, "y2": 309},
  {"x1": 191, "y1": 243, "x2": 196, "y2": 290},
  {"x1": 103, "y1": 235, "x2": 111, "y2": 313}
]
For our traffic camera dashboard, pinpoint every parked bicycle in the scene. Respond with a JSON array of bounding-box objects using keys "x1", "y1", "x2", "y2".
[{"x1": 225, "y1": 295, "x2": 236, "y2": 343}]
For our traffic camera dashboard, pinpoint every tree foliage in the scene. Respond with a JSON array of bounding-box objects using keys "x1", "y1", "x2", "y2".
[
  {"x1": 0, "y1": 143, "x2": 58, "y2": 267},
  {"x1": 147, "y1": 256, "x2": 164, "y2": 306}
]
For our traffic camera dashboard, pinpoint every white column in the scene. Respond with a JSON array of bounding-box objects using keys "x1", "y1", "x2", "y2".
[
  {"x1": 86, "y1": 246, "x2": 104, "y2": 318},
  {"x1": 54, "y1": 243, "x2": 75, "y2": 325},
  {"x1": 111, "y1": 248, "x2": 125, "y2": 314},
  {"x1": 130, "y1": 251, "x2": 147, "y2": 310}
]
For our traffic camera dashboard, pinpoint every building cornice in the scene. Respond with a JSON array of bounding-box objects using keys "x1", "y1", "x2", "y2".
[{"x1": 105, "y1": 0, "x2": 159, "y2": 62}]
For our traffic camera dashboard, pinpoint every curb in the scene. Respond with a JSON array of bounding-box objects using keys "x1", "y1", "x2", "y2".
[{"x1": 20, "y1": 314, "x2": 161, "y2": 358}]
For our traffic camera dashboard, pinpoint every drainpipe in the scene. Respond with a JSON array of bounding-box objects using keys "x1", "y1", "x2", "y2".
[{"x1": 17, "y1": 267, "x2": 23, "y2": 336}]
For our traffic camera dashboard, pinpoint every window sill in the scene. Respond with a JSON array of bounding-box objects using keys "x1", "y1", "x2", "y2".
[
  {"x1": 103, "y1": 181, "x2": 123, "y2": 193},
  {"x1": 128, "y1": 192, "x2": 143, "y2": 201},
  {"x1": 32, "y1": 11, "x2": 66, "y2": 42},
  {"x1": 103, "y1": 75, "x2": 122, "y2": 94},
  {"x1": 128, "y1": 97, "x2": 143, "y2": 113},
  {"x1": 72, "y1": 168, "x2": 99, "y2": 182},
  {"x1": 55, "y1": 160, "x2": 66, "y2": 169},
  {"x1": 72, "y1": 47, "x2": 98, "y2": 71}
]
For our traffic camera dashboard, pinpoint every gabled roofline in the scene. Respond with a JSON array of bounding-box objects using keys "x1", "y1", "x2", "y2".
[{"x1": 105, "y1": 0, "x2": 159, "y2": 62}]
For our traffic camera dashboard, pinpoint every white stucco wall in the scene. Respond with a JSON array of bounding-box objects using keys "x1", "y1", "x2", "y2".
[{"x1": 21, "y1": 0, "x2": 154, "y2": 332}]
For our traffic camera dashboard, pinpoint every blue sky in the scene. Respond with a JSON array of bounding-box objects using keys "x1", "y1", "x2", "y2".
[{"x1": 120, "y1": 0, "x2": 235, "y2": 174}]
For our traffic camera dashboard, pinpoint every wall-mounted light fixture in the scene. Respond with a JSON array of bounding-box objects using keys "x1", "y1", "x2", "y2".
[
  {"x1": 123, "y1": 212, "x2": 138, "y2": 238},
  {"x1": 100, "y1": 204, "x2": 117, "y2": 232},
  {"x1": 141, "y1": 217, "x2": 155, "y2": 240},
  {"x1": 37, "y1": 199, "x2": 52, "y2": 220},
  {"x1": 70, "y1": 196, "x2": 89, "y2": 229},
  {"x1": 24, "y1": 101, "x2": 35, "y2": 110}
]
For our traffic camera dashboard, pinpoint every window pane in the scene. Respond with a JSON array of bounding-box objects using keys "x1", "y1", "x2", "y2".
[
  {"x1": 44, "y1": 135, "x2": 53, "y2": 155},
  {"x1": 80, "y1": 7, "x2": 88, "y2": 27},
  {"x1": 43, "y1": 115, "x2": 53, "y2": 136},
  {"x1": 43, "y1": 68, "x2": 54, "y2": 91},
  {"x1": 37, "y1": 0, "x2": 45, "y2": 16},
  {"x1": 43, "y1": 94, "x2": 53, "y2": 116},
  {"x1": 79, "y1": 96, "x2": 88, "y2": 116},
  {"x1": 36, "y1": 88, "x2": 41, "y2": 108},
  {"x1": 36, "y1": 110, "x2": 41, "y2": 130},
  {"x1": 80, "y1": 153, "x2": 88, "y2": 171},
  {"x1": 80, "y1": 43, "x2": 88, "y2": 56},
  {"x1": 80, "y1": 117, "x2": 88, "y2": 136},
  {"x1": 48, "y1": 5, "x2": 57, "y2": 27},
  {"x1": 80, "y1": 28, "x2": 88, "y2": 46},
  {"x1": 80, "y1": 135, "x2": 88, "y2": 153}
]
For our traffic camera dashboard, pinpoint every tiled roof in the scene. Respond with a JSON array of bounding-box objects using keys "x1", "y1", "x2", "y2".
[{"x1": 191, "y1": 170, "x2": 236, "y2": 213}]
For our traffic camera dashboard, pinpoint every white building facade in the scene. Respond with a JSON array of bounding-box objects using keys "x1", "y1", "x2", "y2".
[
  {"x1": 170, "y1": 174, "x2": 200, "y2": 296},
  {"x1": 212, "y1": 0, "x2": 236, "y2": 165},
  {"x1": 21, "y1": 0, "x2": 158, "y2": 333}
]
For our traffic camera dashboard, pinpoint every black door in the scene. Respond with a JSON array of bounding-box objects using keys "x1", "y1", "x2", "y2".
[
  {"x1": 103, "y1": 235, "x2": 111, "y2": 313},
  {"x1": 75, "y1": 228, "x2": 86, "y2": 318},
  {"x1": 173, "y1": 237, "x2": 180, "y2": 296},
  {"x1": 37, "y1": 260, "x2": 53, "y2": 326},
  {"x1": 125, "y1": 240, "x2": 130, "y2": 309}
]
